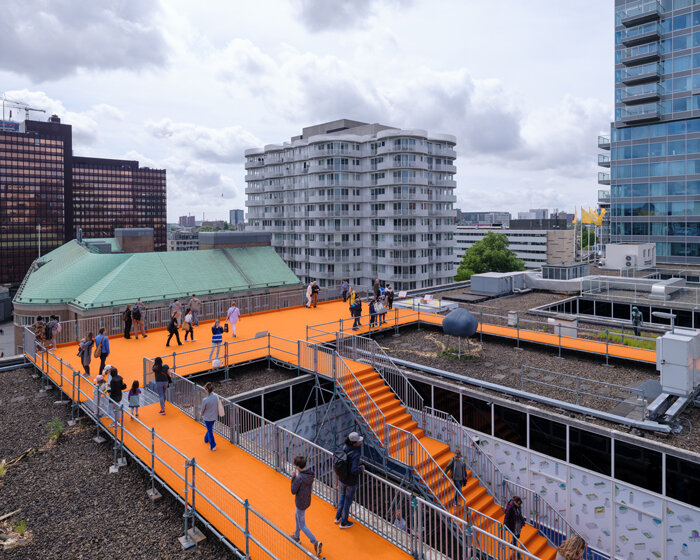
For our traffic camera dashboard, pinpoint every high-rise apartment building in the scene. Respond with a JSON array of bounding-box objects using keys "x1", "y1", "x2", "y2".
[
  {"x1": 179, "y1": 215, "x2": 195, "y2": 227},
  {"x1": 0, "y1": 116, "x2": 166, "y2": 285},
  {"x1": 607, "y1": 0, "x2": 700, "y2": 264},
  {"x1": 244, "y1": 119, "x2": 457, "y2": 290},
  {"x1": 230, "y1": 209, "x2": 244, "y2": 226}
]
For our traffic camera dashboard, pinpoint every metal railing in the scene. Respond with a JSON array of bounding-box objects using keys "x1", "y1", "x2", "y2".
[
  {"x1": 419, "y1": 407, "x2": 585, "y2": 552},
  {"x1": 521, "y1": 365, "x2": 647, "y2": 419},
  {"x1": 28, "y1": 330, "x2": 549, "y2": 560},
  {"x1": 28, "y1": 340, "x2": 317, "y2": 560},
  {"x1": 336, "y1": 333, "x2": 425, "y2": 421},
  {"x1": 25, "y1": 285, "x2": 349, "y2": 346}
]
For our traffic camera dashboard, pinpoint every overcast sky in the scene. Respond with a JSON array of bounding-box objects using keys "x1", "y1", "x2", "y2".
[{"x1": 1, "y1": 0, "x2": 614, "y2": 222}]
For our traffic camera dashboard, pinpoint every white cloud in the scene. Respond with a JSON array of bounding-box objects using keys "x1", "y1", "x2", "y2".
[
  {"x1": 145, "y1": 118, "x2": 261, "y2": 164},
  {"x1": 0, "y1": 0, "x2": 169, "y2": 82},
  {"x1": 293, "y1": 0, "x2": 414, "y2": 32}
]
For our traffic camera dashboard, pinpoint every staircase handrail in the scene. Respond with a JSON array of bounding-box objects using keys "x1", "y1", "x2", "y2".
[
  {"x1": 336, "y1": 333, "x2": 425, "y2": 418},
  {"x1": 385, "y1": 423, "x2": 531, "y2": 554},
  {"x1": 335, "y1": 353, "x2": 387, "y2": 445},
  {"x1": 423, "y1": 406, "x2": 585, "y2": 549}
]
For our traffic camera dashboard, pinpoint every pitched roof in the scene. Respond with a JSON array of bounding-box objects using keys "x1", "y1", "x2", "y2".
[{"x1": 14, "y1": 241, "x2": 300, "y2": 309}]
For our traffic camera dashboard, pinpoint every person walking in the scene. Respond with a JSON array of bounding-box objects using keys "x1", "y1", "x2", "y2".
[
  {"x1": 504, "y1": 496, "x2": 525, "y2": 555},
  {"x1": 445, "y1": 448, "x2": 468, "y2": 506},
  {"x1": 631, "y1": 306, "x2": 643, "y2": 337},
  {"x1": 132, "y1": 301, "x2": 147, "y2": 339},
  {"x1": 183, "y1": 308, "x2": 195, "y2": 342},
  {"x1": 200, "y1": 382, "x2": 220, "y2": 451},
  {"x1": 226, "y1": 300, "x2": 241, "y2": 338},
  {"x1": 107, "y1": 367, "x2": 126, "y2": 429},
  {"x1": 311, "y1": 281, "x2": 320, "y2": 308},
  {"x1": 169, "y1": 298, "x2": 183, "y2": 325},
  {"x1": 94, "y1": 327, "x2": 110, "y2": 376},
  {"x1": 78, "y1": 332, "x2": 94, "y2": 377},
  {"x1": 128, "y1": 380, "x2": 141, "y2": 418},
  {"x1": 189, "y1": 294, "x2": 202, "y2": 326},
  {"x1": 341, "y1": 280, "x2": 349, "y2": 302},
  {"x1": 385, "y1": 284, "x2": 394, "y2": 309},
  {"x1": 45, "y1": 315, "x2": 60, "y2": 350},
  {"x1": 153, "y1": 357, "x2": 171, "y2": 415},
  {"x1": 305, "y1": 282, "x2": 313, "y2": 308},
  {"x1": 123, "y1": 305, "x2": 132, "y2": 339},
  {"x1": 166, "y1": 313, "x2": 183, "y2": 346},
  {"x1": 351, "y1": 299, "x2": 362, "y2": 331},
  {"x1": 369, "y1": 299, "x2": 377, "y2": 328},
  {"x1": 556, "y1": 536, "x2": 586, "y2": 560},
  {"x1": 210, "y1": 320, "x2": 224, "y2": 362},
  {"x1": 334, "y1": 431, "x2": 364, "y2": 529},
  {"x1": 290, "y1": 455, "x2": 323, "y2": 557}
]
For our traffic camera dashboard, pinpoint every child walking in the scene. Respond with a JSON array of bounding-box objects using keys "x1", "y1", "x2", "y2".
[
  {"x1": 183, "y1": 308, "x2": 195, "y2": 342},
  {"x1": 128, "y1": 380, "x2": 141, "y2": 418}
]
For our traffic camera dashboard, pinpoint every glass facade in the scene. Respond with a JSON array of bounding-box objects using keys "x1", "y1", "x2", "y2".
[
  {"x1": 611, "y1": 0, "x2": 700, "y2": 263},
  {"x1": 73, "y1": 158, "x2": 166, "y2": 251},
  {"x1": 0, "y1": 127, "x2": 67, "y2": 284},
  {"x1": 0, "y1": 119, "x2": 166, "y2": 284}
]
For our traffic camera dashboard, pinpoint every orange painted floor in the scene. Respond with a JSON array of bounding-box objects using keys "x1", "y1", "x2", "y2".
[{"x1": 29, "y1": 348, "x2": 412, "y2": 560}]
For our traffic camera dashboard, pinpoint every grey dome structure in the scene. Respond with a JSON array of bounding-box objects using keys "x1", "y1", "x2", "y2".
[{"x1": 442, "y1": 307, "x2": 478, "y2": 338}]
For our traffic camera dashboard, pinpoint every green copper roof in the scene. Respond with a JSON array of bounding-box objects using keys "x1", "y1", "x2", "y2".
[{"x1": 14, "y1": 240, "x2": 301, "y2": 309}]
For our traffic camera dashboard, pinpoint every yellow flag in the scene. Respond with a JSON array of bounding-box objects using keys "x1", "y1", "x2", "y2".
[
  {"x1": 594, "y1": 208, "x2": 606, "y2": 226},
  {"x1": 581, "y1": 207, "x2": 593, "y2": 224},
  {"x1": 572, "y1": 208, "x2": 577, "y2": 225}
]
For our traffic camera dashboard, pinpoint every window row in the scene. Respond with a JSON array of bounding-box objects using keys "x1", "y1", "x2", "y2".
[
  {"x1": 611, "y1": 221, "x2": 700, "y2": 236},
  {"x1": 612, "y1": 180, "x2": 700, "y2": 196},
  {"x1": 611, "y1": 200, "x2": 700, "y2": 215}
]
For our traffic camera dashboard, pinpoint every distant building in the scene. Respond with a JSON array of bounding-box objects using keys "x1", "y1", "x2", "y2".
[
  {"x1": 229, "y1": 209, "x2": 244, "y2": 226},
  {"x1": 454, "y1": 225, "x2": 575, "y2": 269},
  {"x1": 0, "y1": 115, "x2": 166, "y2": 285},
  {"x1": 517, "y1": 208, "x2": 549, "y2": 220},
  {"x1": 179, "y1": 215, "x2": 195, "y2": 227},
  {"x1": 167, "y1": 229, "x2": 199, "y2": 251},
  {"x1": 245, "y1": 119, "x2": 457, "y2": 291},
  {"x1": 201, "y1": 220, "x2": 229, "y2": 229},
  {"x1": 456, "y1": 210, "x2": 511, "y2": 227},
  {"x1": 509, "y1": 218, "x2": 569, "y2": 230}
]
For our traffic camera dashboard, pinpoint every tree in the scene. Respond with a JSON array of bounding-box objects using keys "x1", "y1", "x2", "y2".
[
  {"x1": 582, "y1": 229, "x2": 596, "y2": 249},
  {"x1": 454, "y1": 231, "x2": 525, "y2": 281}
]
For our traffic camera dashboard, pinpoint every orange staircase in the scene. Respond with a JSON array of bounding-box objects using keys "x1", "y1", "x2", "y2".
[{"x1": 338, "y1": 359, "x2": 556, "y2": 560}]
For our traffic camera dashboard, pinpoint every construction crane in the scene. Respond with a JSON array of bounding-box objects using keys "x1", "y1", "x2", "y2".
[{"x1": 1, "y1": 95, "x2": 47, "y2": 122}]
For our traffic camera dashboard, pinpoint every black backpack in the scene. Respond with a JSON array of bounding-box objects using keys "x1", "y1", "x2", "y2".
[
  {"x1": 333, "y1": 448, "x2": 349, "y2": 481},
  {"x1": 132, "y1": 307, "x2": 141, "y2": 321}
]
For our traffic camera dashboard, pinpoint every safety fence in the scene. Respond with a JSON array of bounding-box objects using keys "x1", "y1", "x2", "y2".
[
  {"x1": 520, "y1": 365, "x2": 647, "y2": 418},
  {"x1": 29, "y1": 342, "x2": 318, "y2": 560},
  {"x1": 417, "y1": 406, "x2": 587, "y2": 554},
  {"x1": 27, "y1": 285, "x2": 363, "y2": 346}
]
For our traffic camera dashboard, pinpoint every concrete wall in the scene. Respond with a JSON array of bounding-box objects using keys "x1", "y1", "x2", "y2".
[{"x1": 115, "y1": 228, "x2": 154, "y2": 253}]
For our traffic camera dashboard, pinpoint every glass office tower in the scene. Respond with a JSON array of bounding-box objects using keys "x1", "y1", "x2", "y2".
[{"x1": 608, "y1": 0, "x2": 700, "y2": 264}]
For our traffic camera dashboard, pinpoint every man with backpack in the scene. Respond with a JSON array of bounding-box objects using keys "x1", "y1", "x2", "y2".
[
  {"x1": 333, "y1": 431, "x2": 364, "y2": 529},
  {"x1": 290, "y1": 455, "x2": 322, "y2": 557},
  {"x1": 351, "y1": 299, "x2": 362, "y2": 331},
  {"x1": 132, "y1": 301, "x2": 147, "y2": 339},
  {"x1": 445, "y1": 447, "x2": 468, "y2": 506}
]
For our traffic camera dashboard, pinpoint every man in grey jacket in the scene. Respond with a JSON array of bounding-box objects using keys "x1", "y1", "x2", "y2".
[{"x1": 290, "y1": 455, "x2": 322, "y2": 557}]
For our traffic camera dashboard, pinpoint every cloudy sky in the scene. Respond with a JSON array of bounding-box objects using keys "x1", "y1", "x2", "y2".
[{"x1": 1, "y1": 0, "x2": 614, "y2": 222}]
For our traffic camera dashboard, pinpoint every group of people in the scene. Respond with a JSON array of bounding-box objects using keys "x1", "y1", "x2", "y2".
[
  {"x1": 165, "y1": 295, "x2": 202, "y2": 346},
  {"x1": 345, "y1": 279, "x2": 395, "y2": 331},
  {"x1": 32, "y1": 315, "x2": 62, "y2": 350},
  {"x1": 121, "y1": 301, "x2": 148, "y2": 339}
]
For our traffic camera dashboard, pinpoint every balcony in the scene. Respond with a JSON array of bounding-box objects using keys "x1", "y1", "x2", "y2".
[
  {"x1": 598, "y1": 154, "x2": 611, "y2": 168},
  {"x1": 621, "y1": 42, "x2": 660, "y2": 66},
  {"x1": 598, "y1": 135, "x2": 611, "y2": 150},
  {"x1": 618, "y1": 0, "x2": 662, "y2": 27},
  {"x1": 598, "y1": 172, "x2": 611, "y2": 185},
  {"x1": 620, "y1": 62, "x2": 660, "y2": 85},
  {"x1": 598, "y1": 189, "x2": 611, "y2": 203},
  {"x1": 620, "y1": 102, "x2": 660, "y2": 123},
  {"x1": 620, "y1": 83, "x2": 662, "y2": 104},
  {"x1": 621, "y1": 22, "x2": 661, "y2": 46}
]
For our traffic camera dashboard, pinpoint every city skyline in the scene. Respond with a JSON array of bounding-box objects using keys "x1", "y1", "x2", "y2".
[{"x1": 0, "y1": 0, "x2": 614, "y2": 223}]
